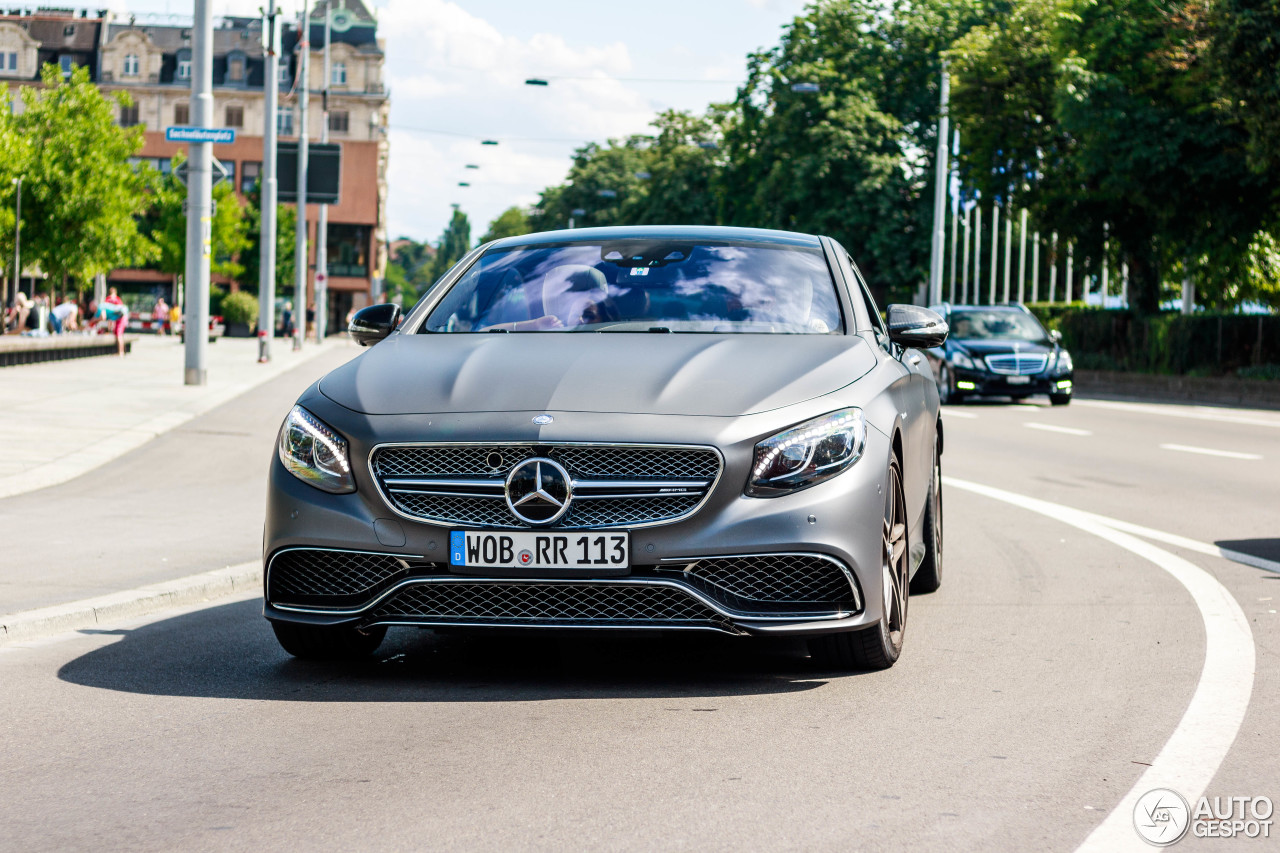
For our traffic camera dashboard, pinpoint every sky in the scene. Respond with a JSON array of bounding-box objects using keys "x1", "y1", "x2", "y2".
[{"x1": 110, "y1": 0, "x2": 809, "y2": 243}]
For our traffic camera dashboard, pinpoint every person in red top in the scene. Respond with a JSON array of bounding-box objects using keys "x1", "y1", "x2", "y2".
[{"x1": 94, "y1": 287, "x2": 130, "y2": 357}]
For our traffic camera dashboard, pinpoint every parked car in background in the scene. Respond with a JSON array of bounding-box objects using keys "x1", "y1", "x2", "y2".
[{"x1": 924, "y1": 303, "x2": 1074, "y2": 406}]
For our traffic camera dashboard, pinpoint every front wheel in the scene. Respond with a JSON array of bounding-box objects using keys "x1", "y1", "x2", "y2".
[
  {"x1": 910, "y1": 447, "x2": 942, "y2": 594},
  {"x1": 272, "y1": 621, "x2": 387, "y2": 660},
  {"x1": 938, "y1": 364, "x2": 963, "y2": 405},
  {"x1": 809, "y1": 457, "x2": 909, "y2": 671},
  {"x1": 1049, "y1": 392, "x2": 1072, "y2": 406}
]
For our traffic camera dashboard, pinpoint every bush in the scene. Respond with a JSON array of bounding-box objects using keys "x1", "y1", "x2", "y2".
[
  {"x1": 1024, "y1": 304, "x2": 1280, "y2": 376},
  {"x1": 208, "y1": 285, "x2": 226, "y2": 319},
  {"x1": 220, "y1": 291, "x2": 259, "y2": 326}
]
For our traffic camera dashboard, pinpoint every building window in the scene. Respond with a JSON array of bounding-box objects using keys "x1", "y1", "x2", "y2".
[
  {"x1": 331, "y1": 62, "x2": 346, "y2": 86},
  {"x1": 327, "y1": 110, "x2": 348, "y2": 133},
  {"x1": 59, "y1": 56, "x2": 74, "y2": 78},
  {"x1": 222, "y1": 160, "x2": 236, "y2": 187},
  {"x1": 278, "y1": 63, "x2": 290, "y2": 83},
  {"x1": 225, "y1": 105, "x2": 244, "y2": 128},
  {"x1": 277, "y1": 106, "x2": 293, "y2": 136},
  {"x1": 178, "y1": 59, "x2": 190, "y2": 80},
  {"x1": 326, "y1": 224, "x2": 370, "y2": 278},
  {"x1": 119, "y1": 103, "x2": 140, "y2": 127},
  {"x1": 174, "y1": 102, "x2": 189, "y2": 125},
  {"x1": 0, "y1": 52, "x2": 15, "y2": 72},
  {"x1": 228, "y1": 57, "x2": 244, "y2": 82},
  {"x1": 241, "y1": 161, "x2": 261, "y2": 195},
  {"x1": 123, "y1": 54, "x2": 139, "y2": 77}
]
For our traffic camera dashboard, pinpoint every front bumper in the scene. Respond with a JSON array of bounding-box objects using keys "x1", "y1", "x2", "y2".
[
  {"x1": 263, "y1": 405, "x2": 895, "y2": 637},
  {"x1": 952, "y1": 367, "x2": 1073, "y2": 397}
]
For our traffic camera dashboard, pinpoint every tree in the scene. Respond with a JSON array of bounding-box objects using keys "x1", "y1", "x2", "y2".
[
  {"x1": 16, "y1": 65, "x2": 153, "y2": 292},
  {"x1": 481, "y1": 206, "x2": 532, "y2": 243},
  {"x1": 1214, "y1": 0, "x2": 1280, "y2": 171},
  {"x1": 0, "y1": 86, "x2": 32, "y2": 294},
  {"x1": 143, "y1": 155, "x2": 251, "y2": 284},
  {"x1": 240, "y1": 182, "x2": 297, "y2": 298},
  {"x1": 530, "y1": 139, "x2": 650, "y2": 231},
  {"x1": 428, "y1": 209, "x2": 472, "y2": 282}
]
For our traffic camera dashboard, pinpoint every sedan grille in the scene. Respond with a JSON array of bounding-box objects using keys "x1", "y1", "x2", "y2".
[
  {"x1": 985, "y1": 353, "x2": 1049, "y2": 375},
  {"x1": 371, "y1": 444, "x2": 721, "y2": 529},
  {"x1": 268, "y1": 549, "x2": 413, "y2": 607},
  {"x1": 368, "y1": 581, "x2": 734, "y2": 631}
]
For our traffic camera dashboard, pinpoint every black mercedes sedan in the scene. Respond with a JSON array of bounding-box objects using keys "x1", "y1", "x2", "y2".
[{"x1": 924, "y1": 304, "x2": 1074, "y2": 406}]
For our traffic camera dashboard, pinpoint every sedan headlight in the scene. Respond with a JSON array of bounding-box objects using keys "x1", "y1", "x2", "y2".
[
  {"x1": 1055, "y1": 350, "x2": 1073, "y2": 373},
  {"x1": 278, "y1": 405, "x2": 355, "y2": 493},
  {"x1": 951, "y1": 351, "x2": 976, "y2": 370},
  {"x1": 746, "y1": 408, "x2": 866, "y2": 497}
]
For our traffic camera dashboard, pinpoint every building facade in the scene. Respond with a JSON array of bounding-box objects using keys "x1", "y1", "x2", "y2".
[{"x1": 2, "y1": 3, "x2": 390, "y2": 332}]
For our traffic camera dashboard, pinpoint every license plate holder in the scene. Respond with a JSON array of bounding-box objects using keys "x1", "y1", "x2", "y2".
[
  {"x1": 1006, "y1": 375, "x2": 1031, "y2": 385},
  {"x1": 450, "y1": 530, "x2": 630, "y2": 572}
]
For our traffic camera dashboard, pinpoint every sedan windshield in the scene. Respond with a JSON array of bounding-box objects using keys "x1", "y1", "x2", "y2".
[
  {"x1": 421, "y1": 240, "x2": 843, "y2": 334},
  {"x1": 950, "y1": 310, "x2": 1048, "y2": 343}
]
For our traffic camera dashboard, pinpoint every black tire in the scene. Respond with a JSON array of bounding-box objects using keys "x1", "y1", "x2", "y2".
[
  {"x1": 1049, "y1": 392, "x2": 1072, "y2": 406},
  {"x1": 809, "y1": 457, "x2": 909, "y2": 671},
  {"x1": 910, "y1": 446, "x2": 943, "y2": 594},
  {"x1": 938, "y1": 364, "x2": 964, "y2": 405},
  {"x1": 271, "y1": 621, "x2": 387, "y2": 660}
]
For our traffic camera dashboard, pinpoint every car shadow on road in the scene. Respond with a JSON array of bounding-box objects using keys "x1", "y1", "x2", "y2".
[{"x1": 56, "y1": 598, "x2": 841, "y2": 702}]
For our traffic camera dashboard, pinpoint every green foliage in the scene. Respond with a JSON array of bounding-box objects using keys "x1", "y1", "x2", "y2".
[
  {"x1": 240, "y1": 184, "x2": 296, "y2": 297},
  {"x1": 220, "y1": 290, "x2": 259, "y2": 325},
  {"x1": 1214, "y1": 0, "x2": 1280, "y2": 171},
  {"x1": 481, "y1": 206, "x2": 532, "y2": 243},
  {"x1": 0, "y1": 88, "x2": 30, "y2": 279},
  {"x1": 15, "y1": 65, "x2": 153, "y2": 287},
  {"x1": 428, "y1": 209, "x2": 472, "y2": 282},
  {"x1": 141, "y1": 155, "x2": 251, "y2": 283}
]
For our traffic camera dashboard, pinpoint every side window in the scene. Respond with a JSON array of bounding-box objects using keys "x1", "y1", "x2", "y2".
[{"x1": 847, "y1": 255, "x2": 889, "y2": 346}]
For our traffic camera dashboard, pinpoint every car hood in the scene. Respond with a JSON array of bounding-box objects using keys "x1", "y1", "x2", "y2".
[
  {"x1": 954, "y1": 339, "x2": 1053, "y2": 356},
  {"x1": 319, "y1": 333, "x2": 877, "y2": 417}
]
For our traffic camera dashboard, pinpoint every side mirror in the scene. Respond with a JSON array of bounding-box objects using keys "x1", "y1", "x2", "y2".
[
  {"x1": 1049, "y1": 329, "x2": 1063, "y2": 344},
  {"x1": 886, "y1": 304, "x2": 949, "y2": 349},
  {"x1": 349, "y1": 303, "x2": 402, "y2": 347}
]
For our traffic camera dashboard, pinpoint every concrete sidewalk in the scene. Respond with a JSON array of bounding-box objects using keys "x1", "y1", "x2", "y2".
[{"x1": 0, "y1": 335, "x2": 345, "y2": 498}]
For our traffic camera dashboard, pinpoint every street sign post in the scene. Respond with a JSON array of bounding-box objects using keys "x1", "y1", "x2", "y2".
[{"x1": 166, "y1": 126, "x2": 236, "y2": 144}]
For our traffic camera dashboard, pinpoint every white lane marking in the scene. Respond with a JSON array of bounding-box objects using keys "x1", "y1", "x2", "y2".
[
  {"x1": 943, "y1": 476, "x2": 1255, "y2": 853},
  {"x1": 1025, "y1": 422, "x2": 1093, "y2": 436},
  {"x1": 942, "y1": 410, "x2": 980, "y2": 419},
  {"x1": 1046, "y1": 511, "x2": 1280, "y2": 575},
  {"x1": 1075, "y1": 399, "x2": 1280, "y2": 429},
  {"x1": 1159, "y1": 443, "x2": 1262, "y2": 460}
]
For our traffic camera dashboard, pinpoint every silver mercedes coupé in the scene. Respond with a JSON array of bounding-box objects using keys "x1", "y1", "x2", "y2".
[{"x1": 264, "y1": 225, "x2": 948, "y2": 670}]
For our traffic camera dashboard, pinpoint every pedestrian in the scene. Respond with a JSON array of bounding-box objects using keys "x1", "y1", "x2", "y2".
[
  {"x1": 50, "y1": 294, "x2": 79, "y2": 334},
  {"x1": 306, "y1": 302, "x2": 316, "y2": 341},
  {"x1": 281, "y1": 301, "x2": 294, "y2": 337},
  {"x1": 92, "y1": 287, "x2": 130, "y2": 357},
  {"x1": 169, "y1": 301, "x2": 182, "y2": 336},
  {"x1": 5, "y1": 292, "x2": 32, "y2": 334},
  {"x1": 153, "y1": 296, "x2": 170, "y2": 335}
]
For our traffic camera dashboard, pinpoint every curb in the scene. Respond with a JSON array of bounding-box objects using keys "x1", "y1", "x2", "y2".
[
  {"x1": 0, "y1": 561, "x2": 261, "y2": 646},
  {"x1": 1076, "y1": 369, "x2": 1280, "y2": 411}
]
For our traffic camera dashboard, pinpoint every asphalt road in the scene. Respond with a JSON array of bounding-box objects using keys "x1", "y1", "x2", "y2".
[{"x1": 1, "y1": 390, "x2": 1277, "y2": 851}]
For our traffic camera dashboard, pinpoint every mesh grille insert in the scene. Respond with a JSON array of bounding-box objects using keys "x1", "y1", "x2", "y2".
[
  {"x1": 674, "y1": 554, "x2": 855, "y2": 605},
  {"x1": 268, "y1": 549, "x2": 408, "y2": 602},
  {"x1": 370, "y1": 581, "x2": 730, "y2": 629}
]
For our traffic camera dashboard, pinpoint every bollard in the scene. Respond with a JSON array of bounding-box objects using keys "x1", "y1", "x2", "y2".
[{"x1": 257, "y1": 328, "x2": 270, "y2": 363}]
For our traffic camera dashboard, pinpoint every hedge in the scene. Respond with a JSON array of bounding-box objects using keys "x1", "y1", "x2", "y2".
[
  {"x1": 1024, "y1": 304, "x2": 1280, "y2": 377},
  {"x1": 220, "y1": 291, "x2": 260, "y2": 326}
]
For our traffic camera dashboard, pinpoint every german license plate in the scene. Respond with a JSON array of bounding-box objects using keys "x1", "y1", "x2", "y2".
[
  {"x1": 450, "y1": 530, "x2": 630, "y2": 569},
  {"x1": 1006, "y1": 375, "x2": 1031, "y2": 385}
]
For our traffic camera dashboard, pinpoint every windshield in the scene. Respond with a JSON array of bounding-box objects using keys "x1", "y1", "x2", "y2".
[
  {"x1": 949, "y1": 310, "x2": 1048, "y2": 343},
  {"x1": 421, "y1": 240, "x2": 843, "y2": 334}
]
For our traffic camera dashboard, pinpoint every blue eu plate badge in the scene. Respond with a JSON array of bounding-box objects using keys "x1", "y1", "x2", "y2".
[{"x1": 450, "y1": 531, "x2": 466, "y2": 565}]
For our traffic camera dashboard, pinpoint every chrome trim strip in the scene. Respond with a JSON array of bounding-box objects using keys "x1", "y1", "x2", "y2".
[
  {"x1": 573, "y1": 491, "x2": 705, "y2": 500},
  {"x1": 387, "y1": 489, "x2": 505, "y2": 500},
  {"x1": 363, "y1": 619, "x2": 743, "y2": 636},
  {"x1": 657, "y1": 551, "x2": 864, "y2": 612},
  {"x1": 268, "y1": 574, "x2": 853, "y2": 622},
  {"x1": 264, "y1": 546, "x2": 427, "y2": 605},
  {"x1": 382, "y1": 477, "x2": 506, "y2": 490},
  {"x1": 367, "y1": 441, "x2": 725, "y2": 531},
  {"x1": 571, "y1": 478, "x2": 712, "y2": 491}
]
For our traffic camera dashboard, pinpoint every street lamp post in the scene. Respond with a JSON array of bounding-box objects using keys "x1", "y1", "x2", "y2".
[
  {"x1": 10, "y1": 176, "x2": 20, "y2": 310},
  {"x1": 258, "y1": 0, "x2": 280, "y2": 363}
]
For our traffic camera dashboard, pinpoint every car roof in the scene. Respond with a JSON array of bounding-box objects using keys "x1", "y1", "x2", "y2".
[{"x1": 488, "y1": 224, "x2": 824, "y2": 250}]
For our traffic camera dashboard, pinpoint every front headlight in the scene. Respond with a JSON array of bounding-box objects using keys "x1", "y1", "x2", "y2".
[
  {"x1": 1055, "y1": 350, "x2": 1073, "y2": 373},
  {"x1": 746, "y1": 408, "x2": 866, "y2": 497},
  {"x1": 951, "y1": 351, "x2": 976, "y2": 370},
  {"x1": 278, "y1": 405, "x2": 355, "y2": 493}
]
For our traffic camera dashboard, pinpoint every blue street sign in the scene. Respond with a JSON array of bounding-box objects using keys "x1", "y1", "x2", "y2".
[{"x1": 165, "y1": 126, "x2": 236, "y2": 144}]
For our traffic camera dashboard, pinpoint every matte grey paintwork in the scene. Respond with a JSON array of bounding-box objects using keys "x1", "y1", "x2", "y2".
[{"x1": 264, "y1": 225, "x2": 941, "y2": 638}]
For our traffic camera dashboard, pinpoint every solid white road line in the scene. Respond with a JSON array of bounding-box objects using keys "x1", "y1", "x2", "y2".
[
  {"x1": 1025, "y1": 422, "x2": 1093, "y2": 436},
  {"x1": 1159, "y1": 443, "x2": 1262, "y2": 460},
  {"x1": 1075, "y1": 399, "x2": 1280, "y2": 429},
  {"x1": 1051, "y1": 510, "x2": 1280, "y2": 575},
  {"x1": 944, "y1": 476, "x2": 1256, "y2": 853}
]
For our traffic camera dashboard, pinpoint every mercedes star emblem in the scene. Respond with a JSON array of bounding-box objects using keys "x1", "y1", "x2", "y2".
[
  {"x1": 504, "y1": 458, "x2": 573, "y2": 525},
  {"x1": 533, "y1": 414, "x2": 554, "y2": 425}
]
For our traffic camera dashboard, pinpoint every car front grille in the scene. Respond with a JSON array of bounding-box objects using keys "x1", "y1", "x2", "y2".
[
  {"x1": 367, "y1": 580, "x2": 735, "y2": 631},
  {"x1": 371, "y1": 443, "x2": 721, "y2": 529},
  {"x1": 659, "y1": 554, "x2": 858, "y2": 611},
  {"x1": 267, "y1": 548, "x2": 418, "y2": 607},
  {"x1": 985, "y1": 353, "x2": 1049, "y2": 375}
]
